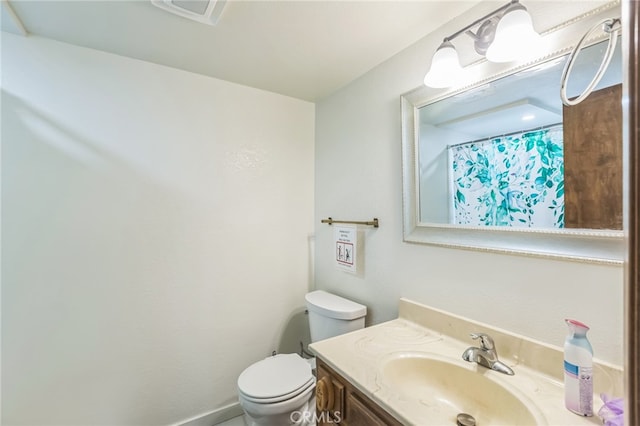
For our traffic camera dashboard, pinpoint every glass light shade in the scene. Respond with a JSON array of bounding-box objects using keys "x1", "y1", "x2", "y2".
[
  {"x1": 485, "y1": 4, "x2": 542, "y2": 63},
  {"x1": 424, "y1": 41, "x2": 464, "y2": 88}
]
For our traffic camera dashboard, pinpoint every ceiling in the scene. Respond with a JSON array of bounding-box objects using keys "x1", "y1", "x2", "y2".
[{"x1": 1, "y1": 0, "x2": 480, "y2": 101}]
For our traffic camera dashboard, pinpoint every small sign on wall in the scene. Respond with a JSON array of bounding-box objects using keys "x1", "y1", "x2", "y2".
[{"x1": 335, "y1": 225, "x2": 357, "y2": 274}]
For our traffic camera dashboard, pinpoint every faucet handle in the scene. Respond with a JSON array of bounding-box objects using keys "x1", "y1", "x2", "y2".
[{"x1": 470, "y1": 332, "x2": 495, "y2": 350}]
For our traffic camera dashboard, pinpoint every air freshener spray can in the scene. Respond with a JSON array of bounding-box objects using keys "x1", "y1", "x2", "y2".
[{"x1": 564, "y1": 319, "x2": 593, "y2": 416}]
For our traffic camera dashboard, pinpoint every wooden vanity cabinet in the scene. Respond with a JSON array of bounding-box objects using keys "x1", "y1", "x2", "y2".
[{"x1": 316, "y1": 358, "x2": 403, "y2": 426}]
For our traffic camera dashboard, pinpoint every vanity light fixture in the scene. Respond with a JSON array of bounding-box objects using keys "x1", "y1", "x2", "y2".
[{"x1": 424, "y1": 0, "x2": 542, "y2": 88}]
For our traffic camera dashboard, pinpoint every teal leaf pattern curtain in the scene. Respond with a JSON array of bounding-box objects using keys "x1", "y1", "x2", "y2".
[{"x1": 449, "y1": 126, "x2": 564, "y2": 228}]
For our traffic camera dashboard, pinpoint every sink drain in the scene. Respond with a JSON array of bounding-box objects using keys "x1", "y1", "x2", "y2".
[{"x1": 456, "y1": 413, "x2": 476, "y2": 426}]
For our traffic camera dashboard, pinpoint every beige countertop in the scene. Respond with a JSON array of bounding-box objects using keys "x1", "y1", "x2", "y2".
[{"x1": 309, "y1": 298, "x2": 623, "y2": 426}]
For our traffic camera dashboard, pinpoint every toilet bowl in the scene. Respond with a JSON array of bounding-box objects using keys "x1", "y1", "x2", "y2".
[
  {"x1": 238, "y1": 290, "x2": 367, "y2": 426},
  {"x1": 237, "y1": 291, "x2": 367, "y2": 426},
  {"x1": 238, "y1": 353, "x2": 316, "y2": 426}
]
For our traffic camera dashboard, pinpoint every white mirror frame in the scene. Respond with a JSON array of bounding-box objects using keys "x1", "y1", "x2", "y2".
[{"x1": 401, "y1": 3, "x2": 624, "y2": 265}]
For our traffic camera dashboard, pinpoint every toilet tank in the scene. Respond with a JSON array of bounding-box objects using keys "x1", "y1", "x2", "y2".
[{"x1": 305, "y1": 290, "x2": 366, "y2": 342}]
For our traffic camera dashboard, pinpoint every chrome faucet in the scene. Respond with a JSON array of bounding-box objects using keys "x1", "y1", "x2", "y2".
[{"x1": 462, "y1": 332, "x2": 514, "y2": 375}]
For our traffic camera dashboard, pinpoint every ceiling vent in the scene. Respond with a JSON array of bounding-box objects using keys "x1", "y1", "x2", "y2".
[{"x1": 151, "y1": 0, "x2": 226, "y2": 26}]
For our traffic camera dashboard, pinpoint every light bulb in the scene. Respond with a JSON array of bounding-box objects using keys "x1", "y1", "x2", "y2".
[
  {"x1": 486, "y1": 3, "x2": 542, "y2": 63},
  {"x1": 424, "y1": 41, "x2": 464, "y2": 88}
]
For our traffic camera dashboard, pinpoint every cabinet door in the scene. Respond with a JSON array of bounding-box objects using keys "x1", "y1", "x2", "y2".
[
  {"x1": 563, "y1": 84, "x2": 622, "y2": 229},
  {"x1": 316, "y1": 358, "x2": 402, "y2": 426},
  {"x1": 316, "y1": 363, "x2": 344, "y2": 425},
  {"x1": 345, "y1": 392, "x2": 392, "y2": 426}
]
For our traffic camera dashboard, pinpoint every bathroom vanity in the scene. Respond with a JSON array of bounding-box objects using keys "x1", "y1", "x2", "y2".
[{"x1": 310, "y1": 299, "x2": 623, "y2": 425}]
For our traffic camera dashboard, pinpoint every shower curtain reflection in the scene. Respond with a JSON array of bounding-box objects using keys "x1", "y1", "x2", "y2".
[{"x1": 448, "y1": 124, "x2": 564, "y2": 227}]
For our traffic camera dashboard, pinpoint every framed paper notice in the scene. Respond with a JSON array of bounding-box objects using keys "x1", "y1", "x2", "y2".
[{"x1": 335, "y1": 225, "x2": 357, "y2": 273}]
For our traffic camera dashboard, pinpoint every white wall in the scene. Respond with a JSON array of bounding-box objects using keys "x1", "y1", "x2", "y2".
[
  {"x1": 315, "y1": 1, "x2": 623, "y2": 366},
  {"x1": 418, "y1": 124, "x2": 467, "y2": 223},
  {"x1": 1, "y1": 34, "x2": 314, "y2": 425}
]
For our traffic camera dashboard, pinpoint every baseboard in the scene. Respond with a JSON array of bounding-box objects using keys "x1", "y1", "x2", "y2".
[{"x1": 175, "y1": 402, "x2": 244, "y2": 426}]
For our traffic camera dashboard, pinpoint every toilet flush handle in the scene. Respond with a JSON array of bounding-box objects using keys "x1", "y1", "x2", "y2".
[{"x1": 316, "y1": 376, "x2": 335, "y2": 412}]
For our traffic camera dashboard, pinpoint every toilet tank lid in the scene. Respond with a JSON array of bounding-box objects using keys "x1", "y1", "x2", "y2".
[{"x1": 305, "y1": 290, "x2": 366, "y2": 320}]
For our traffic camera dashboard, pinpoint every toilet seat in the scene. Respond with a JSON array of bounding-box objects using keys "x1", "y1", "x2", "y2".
[
  {"x1": 240, "y1": 378, "x2": 315, "y2": 404},
  {"x1": 239, "y1": 383, "x2": 316, "y2": 420},
  {"x1": 238, "y1": 354, "x2": 314, "y2": 403}
]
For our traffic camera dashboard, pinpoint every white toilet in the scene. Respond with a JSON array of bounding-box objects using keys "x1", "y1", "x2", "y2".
[{"x1": 237, "y1": 290, "x2": 366, "y2": 426}]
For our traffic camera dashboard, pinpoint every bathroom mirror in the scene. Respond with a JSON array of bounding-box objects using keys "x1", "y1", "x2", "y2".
[{"x1": 401, "y1": 11, "x2": 625, "y2": 264}]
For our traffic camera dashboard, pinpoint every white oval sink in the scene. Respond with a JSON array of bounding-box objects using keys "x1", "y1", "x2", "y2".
[{"x1": 380, "y1": 353, "x2": 546, "y2": 425}]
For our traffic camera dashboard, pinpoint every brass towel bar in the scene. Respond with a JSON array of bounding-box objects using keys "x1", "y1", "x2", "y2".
[{"x1": 321, "y1": 217, "x2": 379, "y2": 228}]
